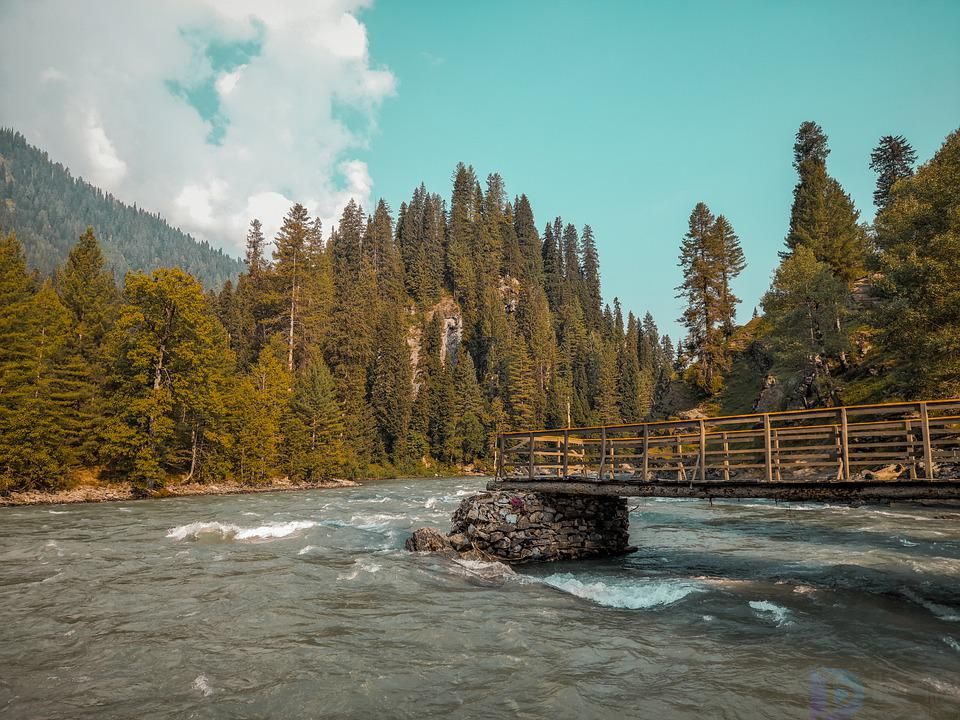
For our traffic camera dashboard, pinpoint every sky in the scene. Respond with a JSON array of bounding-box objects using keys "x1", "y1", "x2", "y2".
[{"x1": 2, "y1": 0, "x2": 959, "y2": 339}]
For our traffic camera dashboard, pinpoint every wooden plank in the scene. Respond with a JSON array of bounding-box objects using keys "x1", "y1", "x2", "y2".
[
  {"x1": 562, "y1": 428, "x2": 569, "y2": 479},
  {"x1": 845, "y1": 440, "x2": 914, "y2": 450}
]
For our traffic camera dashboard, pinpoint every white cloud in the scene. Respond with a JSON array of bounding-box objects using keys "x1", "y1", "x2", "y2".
[
  {"x1": 84, "y1": 111, "x2": 128, "y2": 186},
  {"x1": 215, "y1": 68, "x2": 244, "y2": 97},
  {"x1": 0, "y1": 0, "x2": 394, "y2": 256}
]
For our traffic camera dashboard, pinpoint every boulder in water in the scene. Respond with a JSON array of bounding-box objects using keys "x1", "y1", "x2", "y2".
[{"x1": 405, "y1": 527, "x2": 455, "y2": 554}]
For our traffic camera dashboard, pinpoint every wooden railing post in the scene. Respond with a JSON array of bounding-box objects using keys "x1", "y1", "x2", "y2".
[
  {"x1": 598, "y1": 426, "x2": 607, "y2": 481},
  {"x1": 763, "y1": 414, "x2": 773, "y2": 483},
  {"x1": 722, "y1": 432, "x2": 730, "y2": 482},
  {"x1": 840, "y1": 408, "x2": 851, "y2": 481},
  {"x1": 920, "y1": 401, "x2": 935, "y2": 478},
  {"x1": 676, "y1": 431, "x2": 684, "y2": 483},
  {"x1": 496, "y1": 433, "x2": 504, "y2": 479},
  {"x1": 642, "y1": 424, "x2": 649, "y2": 481},
  {"x1": 905, "y1": 420, "x2": 917, "y2": 479},
  {"x1": 562, "y1": 428, "x2": 570, "y2": 480},
  {"x1": 773, "y1": 428, "x2": 782, "y2": 482},
  {"x1": 698, "y1": 420, "x2": 707, "y2": 483},
  {"x1": 528, "y1": 432, "x2": 535, "y2": 480}
]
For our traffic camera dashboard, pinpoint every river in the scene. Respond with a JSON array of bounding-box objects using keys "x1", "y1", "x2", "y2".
[{"x1": 1, "y1": 476, "x2": 958, "y2": 718}]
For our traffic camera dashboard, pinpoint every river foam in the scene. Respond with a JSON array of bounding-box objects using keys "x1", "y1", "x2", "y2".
[
  {"x1": 541, "y1": 572, "x2": 702, "y2": 609},
  {"x1": 166, "y1": 520, "x2": 317, "y2": 541},
  {"x1": 748, "y1": 600, "x2": 791, "y2": 626},
  {"x1": 337, "y1": 558, "x2": 383, "y2": 581}
]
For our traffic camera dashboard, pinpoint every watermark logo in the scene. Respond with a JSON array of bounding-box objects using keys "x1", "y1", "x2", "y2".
[{"x1": 810, "y1": 668, "x2": 864, "y2": 719}]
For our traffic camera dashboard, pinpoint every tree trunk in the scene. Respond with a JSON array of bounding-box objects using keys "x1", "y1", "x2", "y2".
[{"x1": 185, "y1": 423, "x2": 199, "y2": 481}]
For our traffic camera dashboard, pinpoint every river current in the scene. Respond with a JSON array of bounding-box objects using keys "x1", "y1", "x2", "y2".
[{"x1": 1, "y1": 477, "x2": 958, "y2": 719}]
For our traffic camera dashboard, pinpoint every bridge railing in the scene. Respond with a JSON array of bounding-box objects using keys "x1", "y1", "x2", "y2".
[{"x1": 495, "y1": 399, "x2": 960, "y2": 484}]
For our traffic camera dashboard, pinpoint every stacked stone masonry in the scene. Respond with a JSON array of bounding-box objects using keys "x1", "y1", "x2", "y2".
[{"x1": 442, "y1": 491, "x2": 633, "y2": 563}]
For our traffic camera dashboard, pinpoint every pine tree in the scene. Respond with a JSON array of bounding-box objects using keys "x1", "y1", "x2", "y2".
[
  {"x1": 101, "y1": 268, "x2": 235, "y2": 491},
  {"x1": 618, "y1": 313, "x2": 644, "y2": 422},
  {"x1": 785, "y1": 122, "x2": 868, "y2": 282},
  {"x1": 711, "y1": 215, "x2": 746, "y2": 338},
  {"x1": 244, "y1": 219, "x2": 267, "y2": 278},
  {"x1": 0, "y1": 233, "x2": 35, "y2": 408},
  {"x1": 234, "y1": 335, "x2": 291, "y2": 483},
  {"x1": 793, "y1": 121, "x2": 830, "y2": 168},
  {"x1": 870, "y1": 135, "x2": 917, "y2": 211},
  {"x1": 514, "y1": 194, "x2": 542, "y2": 281},
  {"x1": 284, "y1": 356, "x2": 347, "y2": 480},
  {"x1": 762, "y1": 246, "x2": 850, "y2": 405},
  {"x1": 451, "y1": 352, "x2": 487, "y2": 463},
  {"x1": 447, "y1": 163, "x2": 479, "y2": 316},
  {"x1": 270, "y1": 203, "x2": 316, "y2": 371},
  {"x1": 541, "y1": 220, "x2": 562, "y2": 309},
  {"x1": 874, "y1": 130, "x2": 960, "y2": 396},
  {"x1": 332, "y1": 199, "x2": 366, "y2": 281},
  {"x1": 561, "y1": 223, "x2": 581, "y2": 287},
  {"x1": 579, "y1": 224, "x2": 601, "y2": 326},
  {"x1": 55, "y1": 227, "x2": 118, "y2": 357},
  {"x1": 370, "y1": 306, "x2": 413, "y2": 463},
  {"x1": 592, "y1": 333, "x2": 620, "y2": 425},
  {"x1": 303, "y1": 218, "x2": 332, "y2": 360},
  {"x1": 327, "y1": 202, "x2": 378, "y2": 471},
  {"x1": 477, "y1": 173, "x2": 506, "y2": 290},
  {"x1": 0, "y1": 276, "x2": 88, "y2": 489},
  {"x1": 516, "y1": 283, "x2": 556, "y2": 423},
  {"x1": 505, "y1": 334, "x2": 537, "y2": 429},
  {"x1": 676, "y1": 202, "x2": 725, "y2": 392}
]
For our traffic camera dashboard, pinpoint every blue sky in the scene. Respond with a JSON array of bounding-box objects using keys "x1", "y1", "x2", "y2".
[
  {"x1": 358, "y1": 0, "x2": 960, "y2": 338},
  {"x1": 3, "y1": 1, "x2": 957, "y2": 341}
]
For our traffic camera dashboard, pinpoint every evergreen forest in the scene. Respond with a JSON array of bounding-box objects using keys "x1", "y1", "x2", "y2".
[
  {"x1": 1, "y1": 123, "x2": 958, "y2": 494},
  {"x1": 0, "y1": 129, "x2": 243, "y2": 288}
]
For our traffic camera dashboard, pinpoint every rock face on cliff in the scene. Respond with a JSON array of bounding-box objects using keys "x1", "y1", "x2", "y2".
[{"x1": 406, "y1": 491, "x2": 634, "y2": 564}]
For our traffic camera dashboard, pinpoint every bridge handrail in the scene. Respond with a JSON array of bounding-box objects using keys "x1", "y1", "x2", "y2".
[
  {"x1": 498, "y1": 398, "x2": 960, "y2": 438},
  {"x1": 495, "y1": 398, "x2": 960, "y2": 484}
]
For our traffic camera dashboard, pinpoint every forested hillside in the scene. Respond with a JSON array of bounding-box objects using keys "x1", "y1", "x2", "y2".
[
  {"x1": 666, "y1": 124, "x2": 960, "y2": 417},
  {"x1": 0, "y1": 129, "x2": 243, "y2": 288},
  {"x1": 0, "y1": 163, "x2": 673, "y2": 493},
  {"x1": 2, "y1": 124, "x2": 957, "y2": 495}
]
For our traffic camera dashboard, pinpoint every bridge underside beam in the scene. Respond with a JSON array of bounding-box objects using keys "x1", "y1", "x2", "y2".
[{"x1": 488, "y1": 479, "x2": 960, "y2": 502}]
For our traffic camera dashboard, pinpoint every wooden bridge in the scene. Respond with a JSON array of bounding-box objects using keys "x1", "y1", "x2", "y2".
[{"x1": 492, "y1": 399, "x2": 960, "y2": 502}]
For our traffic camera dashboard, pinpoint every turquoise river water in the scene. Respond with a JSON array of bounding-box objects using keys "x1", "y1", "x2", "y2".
[{"x1": 1, "y1": 476, "x2": 959, "y2": 718}]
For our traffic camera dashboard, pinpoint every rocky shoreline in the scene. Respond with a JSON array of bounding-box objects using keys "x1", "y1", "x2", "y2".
[{"x1": 0, "y1": 478, "x2": 358, "y2": 507}]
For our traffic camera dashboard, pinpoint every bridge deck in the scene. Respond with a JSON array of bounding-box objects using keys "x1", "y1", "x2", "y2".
[
  {"x1": 490, "y1": 479, "x2": 960, "y2": 502},
  {"x1": 493, "y1": 399, "x2": 960, "y2": 502}
]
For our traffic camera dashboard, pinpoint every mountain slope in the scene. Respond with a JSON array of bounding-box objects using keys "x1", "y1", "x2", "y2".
[{"x1": 0, "y1": 129, "x2": 242, "y2": 288}]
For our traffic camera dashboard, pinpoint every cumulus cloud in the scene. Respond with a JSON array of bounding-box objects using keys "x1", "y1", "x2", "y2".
[{"x1": 0, "y1": 0, "x2": 395, "y2": 254}]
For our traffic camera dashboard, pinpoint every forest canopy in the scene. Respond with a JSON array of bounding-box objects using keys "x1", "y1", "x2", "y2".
[{"x1": 1, "y1": 124, "x2": 958, "y2": 494}]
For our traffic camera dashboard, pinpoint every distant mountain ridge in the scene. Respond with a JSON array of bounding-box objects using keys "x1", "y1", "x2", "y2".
[{"x1": 0, "y1": 128, "x2": 243, "y2": 288}]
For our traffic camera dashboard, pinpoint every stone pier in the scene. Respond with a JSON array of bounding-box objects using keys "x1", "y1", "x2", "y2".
[{"x1": 406, "y1": 490, "x2": 633, "y2": 564}]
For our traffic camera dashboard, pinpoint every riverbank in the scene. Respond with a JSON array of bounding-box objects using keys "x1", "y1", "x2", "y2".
[{"x1": 0, "y1": 477, "x2": 359, "y2": 507}]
